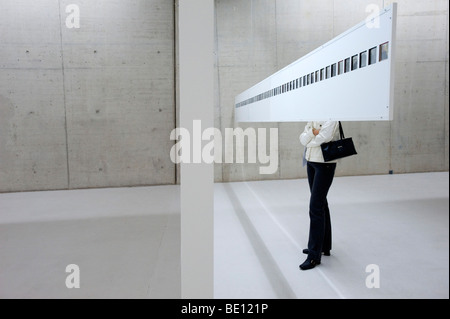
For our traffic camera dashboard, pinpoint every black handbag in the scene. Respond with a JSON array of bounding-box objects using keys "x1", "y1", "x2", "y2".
[{"x1": 321, "y1": 121, "x2": 357, "y2": 162}]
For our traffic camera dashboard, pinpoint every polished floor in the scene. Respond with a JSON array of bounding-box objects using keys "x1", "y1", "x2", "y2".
[
  {"x1": 214, "y1": 172, "x2": 449, "y2": 299},
  {"x1": 0, "y1": 172, "x2": 448, "y2": 299},
  {"x1": 0, "y1": 185, "x2": 181, "y2": 299}
]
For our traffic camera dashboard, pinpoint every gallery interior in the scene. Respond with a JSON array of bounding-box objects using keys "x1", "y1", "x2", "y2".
[{"x1": 0, "y1": 0, "x2": 448, "y2": 299}]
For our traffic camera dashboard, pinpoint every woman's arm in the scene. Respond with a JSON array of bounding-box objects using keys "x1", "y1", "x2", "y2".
[
  {"x1": 299, "y1": 122, "x2": 314, "y2": 146},
  {"x1": 305, "y1": 121, "x2": 338, "y2": 148}
]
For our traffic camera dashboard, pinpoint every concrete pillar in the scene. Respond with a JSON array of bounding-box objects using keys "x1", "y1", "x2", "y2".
[{"x1": 178, "y1": 0, "x2": 214, "y2": 298}]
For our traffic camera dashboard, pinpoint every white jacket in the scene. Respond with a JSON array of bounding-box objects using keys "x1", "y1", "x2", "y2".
[{"x1": 299, "y1": 121, "x2": 340, "y2": 163}]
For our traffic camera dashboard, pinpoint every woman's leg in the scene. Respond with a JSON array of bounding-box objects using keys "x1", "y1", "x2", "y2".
[
  {"x1": 306, "y1": 162, "x2": 336, "y2": 262},
  {"x1": 307, "y1": 161, "x2": 316, "y2": 191},
  {"x1": 323, "y1": 198, "x2": 332, "y2": 254}
]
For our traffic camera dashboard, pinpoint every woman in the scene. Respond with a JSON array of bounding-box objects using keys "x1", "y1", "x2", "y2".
[{"x1": 299, "y1": 121, "x2": 339, "y2": 270}]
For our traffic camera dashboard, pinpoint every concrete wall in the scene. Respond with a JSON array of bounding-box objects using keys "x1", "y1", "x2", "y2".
[
  {"x1": 214, "y1": 0, "x2": 449, "y2": 182},
  {"x1": 0, "y1": 0, "x2": 175, "y2": 193},
  {"x1": 1, "y1": 0, "x2": 448, "y2": 192}
]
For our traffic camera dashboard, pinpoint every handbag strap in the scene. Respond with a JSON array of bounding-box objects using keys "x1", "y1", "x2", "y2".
[{"x1": 338, "y1": 121, "x2": 345, "y2": 139}]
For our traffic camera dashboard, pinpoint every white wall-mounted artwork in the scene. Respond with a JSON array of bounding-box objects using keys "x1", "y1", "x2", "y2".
[{"x1": 235, "y1": 3, "x2": 397, "y2": 122}]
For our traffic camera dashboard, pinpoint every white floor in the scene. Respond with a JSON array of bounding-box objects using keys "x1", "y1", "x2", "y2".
[
  {"x1": 214, "y1": 172, "x2": 449, "y2": 299},
  {"x1": 0, "y1": 185, "x2": 181, "y2": 299},
  {"x1": 0, "y1": 172, "x2": 448, "y2": 299}
]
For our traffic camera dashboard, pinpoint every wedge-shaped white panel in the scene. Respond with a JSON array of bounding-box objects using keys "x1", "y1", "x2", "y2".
[{"x1": 235, "y1": 3, "x2": 397, "y2": 122}]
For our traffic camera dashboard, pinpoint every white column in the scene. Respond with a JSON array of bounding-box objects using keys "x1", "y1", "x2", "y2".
[{"x1": 178, "y1": 0, "x2": 214, "y2": 298}]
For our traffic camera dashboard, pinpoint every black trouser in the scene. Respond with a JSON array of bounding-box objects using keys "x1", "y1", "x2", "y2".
[{"x1": 306, "y1": 161, "x2": 336, "y2": 261}]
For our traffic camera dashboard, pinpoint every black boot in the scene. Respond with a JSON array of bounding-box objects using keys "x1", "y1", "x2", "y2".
[{"x1": 299, "y1": 258, "x2": 321, "y2": 270}]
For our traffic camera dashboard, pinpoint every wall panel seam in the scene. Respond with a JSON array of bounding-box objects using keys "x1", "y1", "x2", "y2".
[{"x1": 57, "y1": 0, "x2": 71, "y2": 189}]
